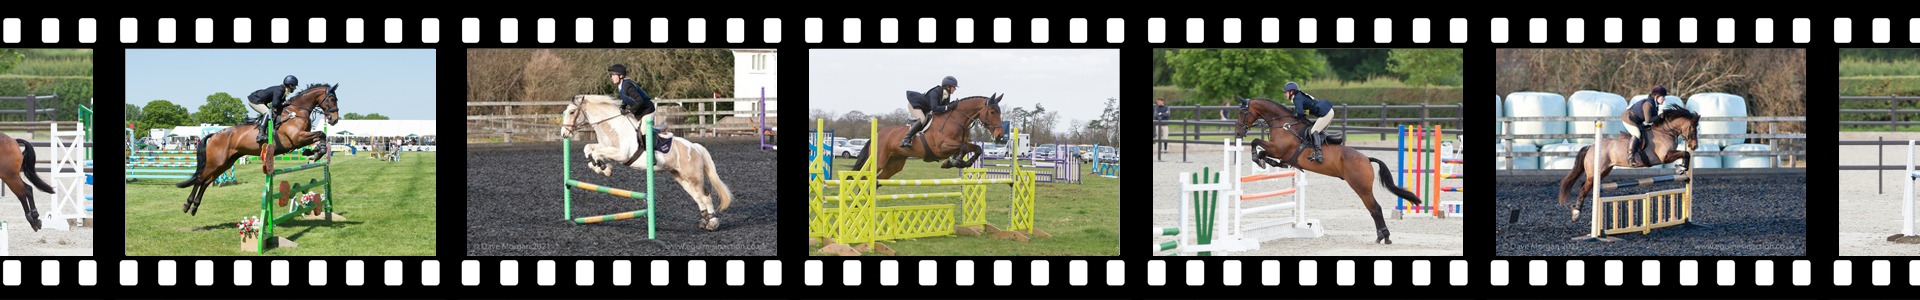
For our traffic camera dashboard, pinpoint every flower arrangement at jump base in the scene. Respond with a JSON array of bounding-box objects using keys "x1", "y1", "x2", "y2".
[
  {"x1": 237, "y1": 216, "x2": 262, "y2": 252},
  {"x1": 299, "y1": 193, "x2": 326, "y2": 216}
]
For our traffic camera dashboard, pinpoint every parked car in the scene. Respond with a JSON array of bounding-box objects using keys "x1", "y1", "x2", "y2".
[
  {"x1": 1034, "y1": 144, "x2": 1057, "y2": 160},
  {"x1": 984, "y1": 144, "x2": 1008, "y2": 157},
  {"x1": 837, "y1": 139, "x2": 868, "y2": 157},
  {"x1": 1096, "y1": 146, "x2": 1120, "y2": 163},
  {"x1": 1073, "y1": 145, "x2": 1100, "y2": 163}
]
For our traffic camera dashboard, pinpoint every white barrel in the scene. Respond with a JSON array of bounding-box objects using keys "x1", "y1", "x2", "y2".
[
  {"x1": 1722, "y1": 144, "x2": 1775, "y2": 168},
  {"x1": 1540, "y1": 143, "x2": 1585, "y2": 169},
  {"x1": 1568, "y1": 90, "x2": 1629, "y2": 136},
  {"x1": 1687, "y1": 92, "x2": 1749, "y2": 147},
  {"x1": 1505, "y1": 92, "x2": 1568, "y2": 145}
]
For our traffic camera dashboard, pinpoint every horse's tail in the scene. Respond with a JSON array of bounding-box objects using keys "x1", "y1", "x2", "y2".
[
  {"x1": 848, "y1": 142, "x2": 873, "y2": 170},
  {"x1": 16, "y1": 139, "x2": 54, "y2": 194},
  {"x1": 698, "y1": 143, "x2": 733, "y2": 212},
  {"x1": 175, "y1": 132, "x2": 214, "y2": 188},
  {"x1": 1556, "y1": 145, "x2": 1592, "y2": 206},
  {"x1": 1369, "y1": 157, "x2": 1420, "y2": 205}
]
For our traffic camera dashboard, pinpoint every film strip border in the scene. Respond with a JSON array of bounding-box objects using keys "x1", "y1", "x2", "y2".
[
  {"x1": 0, "y1": 259, "x2": 1916, "y2": 287},
  {"x1": 0, "y1": 16, "x2": 1913, "y2": 45},
  {"x1": 0, "y1": 14, "x2": 1871, "y2": 291}
]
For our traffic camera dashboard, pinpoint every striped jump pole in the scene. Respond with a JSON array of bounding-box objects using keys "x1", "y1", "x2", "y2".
[
  {"x1": 563, "y1": 116, "x2": 656, "y2": 240},
  {"x1": 1398, "y1": 125, "x2": 1459, "y2": 218}
]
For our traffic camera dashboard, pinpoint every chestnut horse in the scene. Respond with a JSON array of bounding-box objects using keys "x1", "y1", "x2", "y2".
[
  {"x1": 849, "y1": 94, "x2": 1008, "y2": 180},
  {"x1": 176, "y1": 84, "x2": 341, "y2": 215},
  {"x1": 1234, "y1": 98, "x2": 1423, "y2": 244}
]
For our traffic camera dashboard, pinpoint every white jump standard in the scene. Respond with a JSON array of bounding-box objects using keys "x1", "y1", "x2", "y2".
[{"x1": 1153, "y1": 138, "x2": 1321, "y2": 255}]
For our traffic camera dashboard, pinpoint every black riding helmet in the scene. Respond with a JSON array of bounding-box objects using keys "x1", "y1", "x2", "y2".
[
  {"x1": 942, "y1": 76, "x2": 958, "y2": 88},
  {"x1": 608, "y1": 64, "x2": 629, "y2": 76},
  {"x1": 283, "y1": 75, "x2": 299, "y2": 87}
]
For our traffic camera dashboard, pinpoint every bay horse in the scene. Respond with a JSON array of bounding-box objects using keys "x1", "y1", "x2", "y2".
[
  {"x1": 176, "y1": 84, "x2": 341, "y2": 216},
  {"x1": 1556, "y1": 106, "x2": 1700, "y2": 222},
  {"x1": 0, "y1": 135, "x2": 55, "y2": 231},
  {"x1": 561, "y1": 95, "x2": 735, "y2": 231},
  {"x1": 1234, "y1": 98, "x2": 1423, "y2": 244},
  {"x1": 849, "y1": 94, "x2": 1009, "y2": 180}
]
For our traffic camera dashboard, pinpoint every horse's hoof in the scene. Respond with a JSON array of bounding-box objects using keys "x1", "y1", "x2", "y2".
[
  {"x1": 700, "y1": 213, "x2": 720, "y2": 231},
  {"x1": 1378, "y1": 229, "x2": 1393, "y2": 245}
]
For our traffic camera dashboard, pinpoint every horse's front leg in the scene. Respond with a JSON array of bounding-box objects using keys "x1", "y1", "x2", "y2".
[
  {"x1": 1247, "y1": 138, "x2": 1287, "y2": 169},
  {"x1": 942, "y1": 143, "x2": 982, "y2": 169},
  {"x1": 580, "y1": 144, "x2": 618, "y2": 177},
  {"x1": 298, "y1": 131, "x2": 328, "y2": 157},
  {"x1": 1661, "y1": 149, "x2": 1693, "y2": 174}
]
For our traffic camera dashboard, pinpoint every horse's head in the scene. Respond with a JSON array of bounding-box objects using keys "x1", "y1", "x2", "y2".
[
  {"x1": 1234, "y1": 98, "x2": 1297, "y2": 139},
  {"x1": 560, "y1": 95, "x2": 588, "y2": 138},
  {"x1": 1658, "y1": 105, "x2": 1702, "y2": 152},
  {"x1": 318, "y1": 84, "x2": 342, "y2": 125},
  {"x1": 967, "y1": 93, "x2": 1009, "y2": 143},
  {"x1": 290, "y1": 84, "x2": 343, "y2": 126}
]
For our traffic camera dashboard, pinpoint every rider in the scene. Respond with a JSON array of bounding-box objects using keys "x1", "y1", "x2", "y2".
[
  {"x1": 902, "y1": 76, "x2": 959, "y2": 148},
  {"x1": 608, "y1": 63, "x2": 656, "y2": 117},
  {"x1": 1621, "y1": 85, "x2": 1670, "y2": 167},
  {"x1": 246, "y1": 75, "x2": 300, "y2": 144},
  {"x1": 1285, "y1": 81, "x2": 1336, "y2": 162}
]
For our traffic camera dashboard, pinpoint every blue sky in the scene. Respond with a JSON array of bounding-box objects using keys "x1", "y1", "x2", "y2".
[
  {"x1": 124, "y1": 49, "x2": 437, "y2": 120},
  {"x1": 809, "y1": 49, "x2": 1119, "y2": 132}
]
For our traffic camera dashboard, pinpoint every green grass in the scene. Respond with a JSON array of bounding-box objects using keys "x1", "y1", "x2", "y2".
[
  {"x1": 1302, "y1": 76, "x2": 1425, "y2": 88},
  {"x1": 1841, "y1": 58, "x2": 1920, "y2": 77},
  {"x1": 810, "y1": 159, "x2": 1118, "y2": 256},
  {"x1": 1, "y1": 49, "x2": 91, "y2": 77},
  {"x1": 125, "y1": 152, "x2": 437, "y2": 256}
]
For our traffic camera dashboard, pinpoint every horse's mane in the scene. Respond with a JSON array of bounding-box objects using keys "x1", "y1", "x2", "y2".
[
  {"x1": 1247, "y1": 98, "x2": 1297, "y2": 116},
  {"x1": 295, "y1": 84, "x2": 331, "y2": 97},
  {"x1": 1659, "y1": 105, "x2": 1700, "y2": 122},
  {"x1": 954, "y1": 95, "x2": 994, "y2": 103},
  {"x1": 575, "y1": 94, "x2": 622, "y2": 106}
]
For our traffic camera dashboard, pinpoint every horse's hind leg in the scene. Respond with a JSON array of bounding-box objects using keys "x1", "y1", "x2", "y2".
[
  {"x1": 5, "y1": 175, "x2": 42, "y2": 230},
  {"x1": 674, "y1": 166, "x2": 720, "y2": 231}
]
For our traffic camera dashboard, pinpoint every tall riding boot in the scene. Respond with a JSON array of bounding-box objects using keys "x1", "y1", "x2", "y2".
[
  {"x1": 899, "y1": 121, "x2": 925, "y2": 148},
  {"x1": 256, "y1": 113, "x2": 274, "y2": 144},
  {"x1": 1308, "y1": 132, "x2": 1326, "y2": 163},
  {"x1": 1627, "y1": 125, "x2": 1651, "y2": 166},
  {"x1": 1627, "y1": 137, "x2": 1647, "y2": 167}
]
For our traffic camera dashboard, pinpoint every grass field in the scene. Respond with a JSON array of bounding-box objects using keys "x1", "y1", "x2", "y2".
[
  {"x1": 1841, "y1": 58, "x2": 1920, "y2": 77},
  {"x1": 125, "y1": 151, "x2": 437, "y2": 256},
  {"x1": 810, "y1": 158, "x2": 1119, "y2": 256}
]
